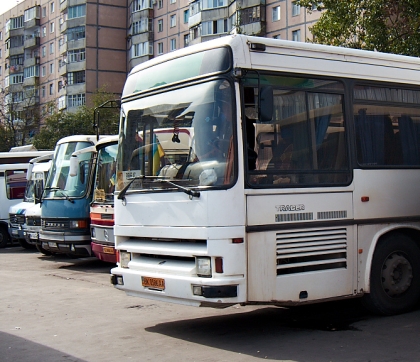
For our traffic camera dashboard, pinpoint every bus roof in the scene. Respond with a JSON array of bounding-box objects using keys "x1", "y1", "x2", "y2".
[
  {"x1": 55, "y1": 135, "x2": 112, "y2": 146},
  {"x1": 127, "y1": 34, "x2": 420, "y2": 89},
  {"x1": 95, "y1": 135, "x2": 118, "y2": 148}
]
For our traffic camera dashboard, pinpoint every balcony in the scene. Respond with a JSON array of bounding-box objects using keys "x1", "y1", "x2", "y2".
[
  {"x1": 59, "y1": 63, "x2": 67, "y2": 76},
  {"x1": 60, "y1": 21, "x2": 67, "y2": 33},
  {"x1": 23, "y1": 76, "x2": 39, "y2": 87},
  {"x1": 24, "y1": 18, "x2": 40, "y2": 29},
  {"x1": 67, "y1": 61, "x2": 86, "y2": 73},
  {"x1": 24, "y1": 36, "x2": 40, "y2": 49},
  {"x1": 60, "y1": 0, "x2": 68, "y2": 12},
  {"x1": 23, "y1": 56, "x2": 40, "y2": 68},
  {"x1": 59, "y1": 42, "x2": 67, "y2": 55},
  {"x1": 8, "y1": 46, "x2": 25, "y2": 57},
  {"x1": 22, "y1": 96, "x2": 40, "y2": 107},
  {"x1": 9, "y1": 64, "x2": 24, "y2": 74}
]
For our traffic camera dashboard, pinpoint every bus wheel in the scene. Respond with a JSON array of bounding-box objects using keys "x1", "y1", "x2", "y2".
[
  {"x1": 0, "y1": 227, "x2": 10, "y2": 248},
  {"x1": 362, "y1": 234, "x2": 420, "y2": 315},
  {"x1": 18, "y1": 238, "x2": 35, "y2": 249},
  {"x1": 36, "y1": 243, "x2": 52, "y2": 256}
]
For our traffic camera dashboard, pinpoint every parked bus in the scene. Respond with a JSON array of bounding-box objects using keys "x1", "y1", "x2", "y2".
[
  {"x1": 8, "y1": 154, "x2": 53, "y2": 249},
  {"x1": 39, "y1": 135, "x2": 105, "y2": 257},
  {"x1": 0, "y1": 149, "x2": 52, "y2": 248},
  {"x1": 70, "y1": 136, "x2": 118, "y2": 262},
  {"x1": 111, "y1": 34, "x2": 420, "y2": 315}
]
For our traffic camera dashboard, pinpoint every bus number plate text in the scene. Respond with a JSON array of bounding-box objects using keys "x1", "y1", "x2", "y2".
[{"x1": 142, "y1": 276, "x2": 165, "y2": 290}]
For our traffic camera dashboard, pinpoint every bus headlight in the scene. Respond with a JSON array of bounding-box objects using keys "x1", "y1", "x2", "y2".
[
  {"x1": 196, "y1": 257, "x2": 212, "y2": 277},
  {"x1": 69, "y1": 220, "x2": 88, "y2": 229},
  {"x1": 120, "y1": 251, "x2": 131, "y2": 268}
]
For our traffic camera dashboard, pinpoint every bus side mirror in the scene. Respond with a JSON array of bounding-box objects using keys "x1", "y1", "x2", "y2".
[
  {"x1": 34, "y1": 181, "x2": 43, "y2": 204},
  {"x1": 259, "y1": 86, "x2": 273, "y2": 123},
  {"x1": 69, "y1": 155, "x2": 79, "y2": 177},
  {"x1": 27, "y1": 163, "x2": 34, "y2": 181}
]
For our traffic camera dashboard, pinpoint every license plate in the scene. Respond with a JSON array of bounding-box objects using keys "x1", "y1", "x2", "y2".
[
  {"x1": 28, "y1": 232, "x2": 38, "y2": 239},
  {"x1": 12, "y1": 229, "x2": 19, "y2": 235},
  {"x1": 48, "y1": 242, "x2": 57, "y2": 248},
  {"x1": 103, "y1": 246, "x2": 114, "y2": 255},
  {"x1": 142, "y1": 276, "x2": 165, "y2": 290}
]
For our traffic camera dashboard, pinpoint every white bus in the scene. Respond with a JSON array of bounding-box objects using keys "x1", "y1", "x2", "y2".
[
  {"x1": 111, "y1": 34, "x2": 420, "y2": 315},
  {"x1": 0, "y1": 149, "x2": 52, "y2": 247}
]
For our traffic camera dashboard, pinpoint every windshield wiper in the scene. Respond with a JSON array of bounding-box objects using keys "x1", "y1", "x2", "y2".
[
  {"x1": 117, "y1": 175, "x2": 148, "y2": 200},
  {"x1": 157, "y1": 179, "x2": 200, "y2": 198},
  {"x1": 117, "y1": 175, "x2": 200, "y2": 200},
  {"x1": 57, "y1": 190, "x2": 75, "y2": 204}
]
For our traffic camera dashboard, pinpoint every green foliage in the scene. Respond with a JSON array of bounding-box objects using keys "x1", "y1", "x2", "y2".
[
  {"x1": 33, "y1": 88, "x2": 120, "y2": 150},
  {"x1": 296, "y1": 0, "x2": 420, "y2": 56}
]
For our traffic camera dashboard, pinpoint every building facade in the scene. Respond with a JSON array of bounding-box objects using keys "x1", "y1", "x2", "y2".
[{"x1": 0, "y1": 0, "x2": 321, "y2": 137}]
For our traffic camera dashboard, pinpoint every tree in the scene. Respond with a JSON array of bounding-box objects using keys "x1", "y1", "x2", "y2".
[
  {"x1": 33, "y1": 88, "x2": 120, "y2": 150},
  {"x1": 0, "y1": 87, "x2": 43, "y2": 150},
  {"x1": 296, "y1": 0, "x2": 420, "y2": 56}
]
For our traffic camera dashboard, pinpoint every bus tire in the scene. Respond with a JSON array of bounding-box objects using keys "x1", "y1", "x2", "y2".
[
  {"x1": 18, "y1": 238, "x2": 35, "y2": 249},
  {"x1": 0, "y1": 226, "x2": 10, "y2": 248},
  {"x1": 362, "y1": 233, "x2": 420, "y2": 315},
  {"x1": 36, "y1": 243, "x2": 52, "y2": 256}
]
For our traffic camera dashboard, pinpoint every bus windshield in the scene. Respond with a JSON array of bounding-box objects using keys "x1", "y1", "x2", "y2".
[
  {"x1": 44, "y1": 141, "x2": 93, "y2": 199},
  {"x1": 93, "y1": 143, "x2": 118, "y2": 203},
  {"x1": 117, "y1": 79, "x2": 236, "y2": 193}
]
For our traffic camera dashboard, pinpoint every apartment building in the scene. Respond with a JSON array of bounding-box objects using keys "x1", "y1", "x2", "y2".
[
  {"x1": 0, "y1": 0, "x2": 320, "y2": 133},
  {"x1": 0, "y1": 0, "x2": 127, "y2": 120}
]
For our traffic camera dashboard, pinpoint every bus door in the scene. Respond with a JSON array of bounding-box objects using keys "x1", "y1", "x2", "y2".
[{"x1": 243, "y1": 76, "x2": 355, "y2": 304}]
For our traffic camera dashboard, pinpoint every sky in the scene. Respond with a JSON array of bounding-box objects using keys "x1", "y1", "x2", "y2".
[{"x1": 0, "y1": 0, "x2": 21, "y2": 16}]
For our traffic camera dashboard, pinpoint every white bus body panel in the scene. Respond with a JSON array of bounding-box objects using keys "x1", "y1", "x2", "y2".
[{"x1": 246, "y1": 191, "x2": 356, "y2": 303}]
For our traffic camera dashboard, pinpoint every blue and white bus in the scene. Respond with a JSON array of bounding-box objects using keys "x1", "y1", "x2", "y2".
[{"x1": 39, "y1": 135, "x2": 103, "y2": 256}]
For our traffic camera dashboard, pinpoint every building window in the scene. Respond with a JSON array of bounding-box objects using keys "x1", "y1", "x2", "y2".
[
  {"x1": 170, "y1": 38, "x2": 176, "y2": 51},
  {"x1": 0, "y1": 49, "x2": 2, "y2": 58},
  {"x1": 50, "y1": 22, "x2": 55, "y2": 33},
  {"x1": 41, "y1": 66, "x2": 46, "y2": 77},
  {"x1": 24, "y1": 7, "x2": 40, "y2": 22},
  {"x1": 132, "y1": 0, "x2": 151, "y2": 12},
  {"x1": 42, "y1": 86, "x2": 46, "y2": 98},
  {"x1": 67, "y1": 71, "x2": 85, "y2": 85},
  {"x1": 132, "y1": 19, "x2": 152, "y2": 34},
  {"x1": 58, "y1": 96, "x2": 66, "y2": 110},
  {"x1": 50, "y1": 2, "x2": 55, "y2": 13},
  {"x1": 272, "y1": 6, "x2": 280, "y2": 21},
  {"x1": 157, "y1": 42, "x2": 163, "y2": 55},
  {"x1": 42, "y1": 26, "x2": 47, "y2": 37},
  {"x1": 158, "y1": 19, "x2": 163, "y2": 32},
  {"x1": 49, "y1": 83, "x2": 54, "y2": 95},
  {"x1": 50, "y1": 42, "x2": 55, "y2": 54},
  {"x1": 68, "y1": 49, "x2": 86, "y2": 62},
  {"x1": 240, "y1": 6, "x2": 260, "y2": 25},
  {"x1": 292, "y1": 29, "x2": 301, "y2": 41},
  {"x1": 0, "y1": 32, "x2": 2, "y2": 40},
  {"x1": 68, "y1": 5, "x2": 86, "y2": 19},
  {"x1": 201, "y1": 0, "x2": 227, "y2": 10},
  {"x1": 184, "y1": 10, "x2": 189, "y2": 23},
  {"x1": 50, "y1": 63, "x2": 54, "y2": 74},
  {"x1": 202, "y1": 19, "x2": 227, "y2": 35},
  {"x1": 42, "y1": 7, "x2": 47, "y2": 17},
  {"x1": 292, "y1": 2, "x2": 300, "y2": 16},
  {"x1": 68, "y1": 94, "x2": 86, "y2": 107},
  {"x1": 170, "y1": 15, "x2": 176, "y2": 28},
  {"x1": 67, "y1": 26, "x2": 85, "y2": 41},
  {"x1": 273, "y1": 34, "x2": 280, "y2": 39},
  {"x1": 132, "y1": 42, "x2": 152, "y2": 57},
  {"x1": 24, "y1": 65, "x2": 39, "y2": 78},
  {"x1": 158, "y1": 0, "x2": 163, "y2": 8},
  {"x1": 184, "y1": 34, "x2": 189, "y2": 47},
  {"x1": 42, "y1": 46, "x2": 46, "y2": 57},
  {"x1": 170, "y1": 0, "x2": 176, "y2": 3}
]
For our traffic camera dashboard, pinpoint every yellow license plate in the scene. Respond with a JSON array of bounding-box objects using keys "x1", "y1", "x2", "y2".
[
  {"x1": 103, "y1": 246, "x2": 114, "y2": 254},
  {"x1": 142, "y1": 276, "x2": 165, "y2": 290}
]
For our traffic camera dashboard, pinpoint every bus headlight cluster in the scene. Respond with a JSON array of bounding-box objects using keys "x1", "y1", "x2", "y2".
[
  {"x1": 196, "y1": 257, "x2": 211, "y2": 277},
  {"x1": 120, "y1": 251, "x2": 131, "y2": 268},
  {"x1": 69, "y1": 220, "x2": 88, "y2": 229}
]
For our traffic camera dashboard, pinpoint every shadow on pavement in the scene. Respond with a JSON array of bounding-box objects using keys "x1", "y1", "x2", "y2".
[
  {"x1": 0, "y1": 331, "x2": 86, "y2": 362},
  {"x1": 145, "y1": 300, "x2": 420, "y2": 361}
]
